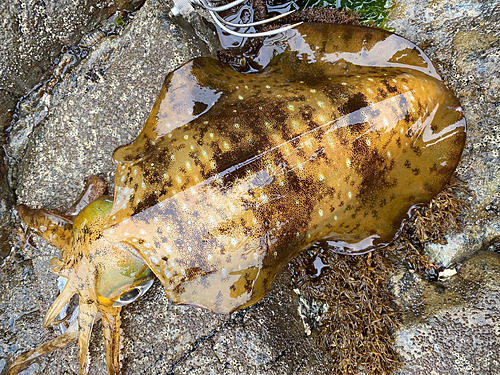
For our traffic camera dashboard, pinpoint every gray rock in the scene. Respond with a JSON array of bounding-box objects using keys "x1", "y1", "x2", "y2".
[
  {"x1": 0, "y1": 0, "x2": 146, "y2": 265},
  {"x1": 0, "y1": 165, "x2": 13, "y2": 258},
  {"x1": 391, "y1": 251, "x2": 500, "y2": 374},
  {"x1": 119, "y1": 271, "x2": 325, "y2": 375},
  {"x1": 8, "y1": 3, "x2": 216, "y2": 205},
  {"x1": 0, "y1": 0, "x2": 144, "y2": 121},
  {"x1": 387, "y1": 0, "x2": 500, "y2": 267}
]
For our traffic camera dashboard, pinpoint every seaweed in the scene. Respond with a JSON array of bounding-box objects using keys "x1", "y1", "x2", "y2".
[
  {"x1": 388, "y1": 179, "x2": 469, "y2": 276},
  {"x1": 259, "y1": 6, "x2": 367, "y2": 26},
  {"x1": 291, "y1": 247, "x2": 403, "y2": 375}
]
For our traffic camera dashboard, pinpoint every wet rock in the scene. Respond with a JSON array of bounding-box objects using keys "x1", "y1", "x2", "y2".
[
  {"x1": 0, "y1": 0, "x2": 145, "y2": 126},
  {"x1": 0, "y1": 238, "x2": 63, "y2": 375},
  {"x1": 391, "y1": 251, "x2": 500, "y2": 374},
  {"x1": 0, "y1": 154, "x2": 13, "y2": 259},
  {"x1": 3, "y1": 0, "x2": 500, "y2": 374},
  {"x1": 119, "y1": 271, "x2": 325, "y2": 375}
]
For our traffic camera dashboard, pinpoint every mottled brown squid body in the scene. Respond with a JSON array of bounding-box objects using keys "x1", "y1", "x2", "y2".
[{"x1": 104, "y1": 23, "x2": 465, "y2": 313}]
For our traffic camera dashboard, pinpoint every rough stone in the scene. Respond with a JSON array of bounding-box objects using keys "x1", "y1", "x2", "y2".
[
  {"x1": 0, "y1": 0, "x2": 144, "y2": 124},
  {"x1": 7, "y1": 3, "x2": 217, "y2": 206},
  {"x1": 0, "y1": 0, "x2": 147, "y2": 265},
  {"x1": 391, "y1": 251, "x2": 500, "y2": 374},
  {"x1": 387, "y1": 1, "x2": 500, "y2": 372}
]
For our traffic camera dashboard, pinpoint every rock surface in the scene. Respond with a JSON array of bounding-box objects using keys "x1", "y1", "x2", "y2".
[
  {"x1": 391, "y1": 251, "x2": 500, "y2": 374},
  {"x1": 1, "y1": 0, "x2": 500, "y2": 374},
  {"x1": 388, "y1": 0, "x2": 500, "y2": 267},
  {"x1": 0, "y1": 0, "x2": 144, "y2": 128}
]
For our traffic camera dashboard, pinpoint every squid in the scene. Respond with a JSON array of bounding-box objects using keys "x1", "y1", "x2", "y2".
[{"x1": 9, "y1": 23, "x2": 465, "y2": 374}]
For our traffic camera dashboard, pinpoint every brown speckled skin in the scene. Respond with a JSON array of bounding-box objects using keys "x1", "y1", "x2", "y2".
[
  {"x1": 12, "y1": 23, "x2": 465, "y2": 375},
  {"x1": 104, "y1": 23, "x2": 465, "y2": 313}
]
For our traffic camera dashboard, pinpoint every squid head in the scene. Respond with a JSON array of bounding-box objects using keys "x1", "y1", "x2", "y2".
[{"x1": 11, "y1": 196, "x2": 154, "y2": 375}]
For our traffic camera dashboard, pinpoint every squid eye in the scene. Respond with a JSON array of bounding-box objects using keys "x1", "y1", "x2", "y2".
[
  {"x1": 112, "y1": 279, "x2": 154, "y2": 307},
  {"x1": 119, "y1": 288, "x2": 140, "y2": 302}
]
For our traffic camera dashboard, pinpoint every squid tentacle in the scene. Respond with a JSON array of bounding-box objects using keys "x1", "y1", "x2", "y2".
[{"x1": 6, "y1": 321, "x2": 78, "y2": 375}]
